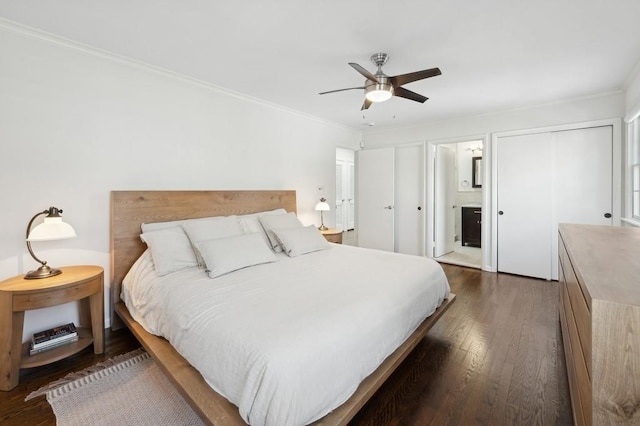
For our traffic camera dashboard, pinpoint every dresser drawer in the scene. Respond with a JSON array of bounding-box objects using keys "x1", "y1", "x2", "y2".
[
  {"x1": 559, "y1": 287, "x2": 586, "y2": 426},
  {"x1": 562, "y1": 281, "x2": 592, "y2": 425},
  {"x1": 560, "y1": 236, "x2": 592, "y2": 377}
]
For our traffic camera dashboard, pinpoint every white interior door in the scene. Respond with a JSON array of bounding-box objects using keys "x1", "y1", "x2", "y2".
[
  {"x1": 357, "y1": 148, "x2": 394, "y2": 251},
  {"x1": 551, "y1": 125, "x2": 613, "y2": 279},
  {"x1": 434, "y1": 145, "x2": 456, "y2": 257},
  {"x1": 347, "y1": 161, "x2": 355, "y2": 230},
  {"x1": 497, "y1": 132, "x2": 553, "y2": 279},
  {"x1": 335, "y1": 159, "x2": 345, "y2": 231},
  {"x1": 395, "y1": 145, "x2": 424, "y2": 255}
]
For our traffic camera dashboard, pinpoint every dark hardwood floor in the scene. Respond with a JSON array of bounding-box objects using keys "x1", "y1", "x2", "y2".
[
  {"x1": 1, "y1": 264, "x2": 572, "y2": 425},
  {"x1": 351, "y1": 264, "x2": 573, "y2": 425}
]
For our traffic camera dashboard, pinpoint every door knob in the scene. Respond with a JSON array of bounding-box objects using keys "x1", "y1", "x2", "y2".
[
  {"x1": 604, "y1": 213, "x2": 612, "y2": 218},
  {"x1": 384, "y1": 205, "x2": 394, "y2": 210},
  {"x1": 417, "y1": 206, "x2": 422, "y2": 211},
  {"x1": 498, "y1": 211, "x2": 504, "y2": 215}
]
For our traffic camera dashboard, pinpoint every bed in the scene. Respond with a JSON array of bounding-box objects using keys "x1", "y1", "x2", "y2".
[{"x1": 111, "y1": 190, "x2": 455, "y2": 425}]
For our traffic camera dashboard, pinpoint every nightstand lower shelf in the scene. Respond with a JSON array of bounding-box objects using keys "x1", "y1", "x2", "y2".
[{"x1": 21, "y1": 327, "x2": 93, "y2": 369}]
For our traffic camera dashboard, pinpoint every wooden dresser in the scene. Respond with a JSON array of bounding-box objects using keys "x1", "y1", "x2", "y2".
[{"x1": 558, "y1": 224, "x2": 640, "y2": 425}]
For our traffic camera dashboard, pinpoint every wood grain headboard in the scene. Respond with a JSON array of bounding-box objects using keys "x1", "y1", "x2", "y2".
[{"x1": 110, "y1": 190, "x2": 297, "y2": 328}]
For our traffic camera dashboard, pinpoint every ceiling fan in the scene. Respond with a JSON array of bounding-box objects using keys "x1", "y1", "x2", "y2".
[{"x1": 319, "y1": 53, "x2": 442, "y2": 110}]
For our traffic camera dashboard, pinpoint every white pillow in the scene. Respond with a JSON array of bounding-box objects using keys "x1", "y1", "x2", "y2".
[
  {"x1": 195, "y1": 233, "x2": 277, "y2": 278},
  {"x1": 142, "y1": 218, "x2": 193, "y2": 232},
  {"x1": 272, "y1": 225, "x2": 331, "y2": 257},
  {"x1": 258, "y1": 212, "x2": 304, "y2": 252},
  {"x1": 182, "y1": 216, "x2": 244, "y2": 265},
  {"x1": 238, "y1": 209, "x2": 287, "y2": 236},
  {"x1": 140, "y1": 227, "x2": 198, "y2": 276},
  {"x1": 238, "y1": 209, "x2": 287, "y2": 249}
]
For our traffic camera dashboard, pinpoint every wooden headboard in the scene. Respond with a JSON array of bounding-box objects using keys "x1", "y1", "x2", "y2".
[{"x1": 110, "y1": 190, "x2": 297, "y2": 328}]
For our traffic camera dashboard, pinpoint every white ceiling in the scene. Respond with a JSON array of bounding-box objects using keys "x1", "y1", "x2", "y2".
[{"x1": 2, "y1": 0, "x2": 640, "y2": 129}]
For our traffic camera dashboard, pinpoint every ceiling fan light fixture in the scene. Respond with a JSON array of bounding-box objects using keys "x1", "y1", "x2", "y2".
[{"x1": 365, "y1": 83, "x2": 394, "y2": 102}]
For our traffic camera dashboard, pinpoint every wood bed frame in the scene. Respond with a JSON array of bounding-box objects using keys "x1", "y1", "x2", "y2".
[{"x1": 110, "y1": 190, "x2": 455, "y2": 426}]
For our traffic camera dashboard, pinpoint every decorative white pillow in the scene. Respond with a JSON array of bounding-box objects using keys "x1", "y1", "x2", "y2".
[
  {"x1": 272, "y1": 225, "x2": 331, "y2": 257},
  {"x1": 140, "y1": 227, "x2": 198, "y2": 276},
  {"x1": 238, "y1": 209, "x2": 287, "y2": 238},
  {"x1": 142, "y1": 218, "x2": 193, "y2": 232},
  {"x1": 182, "y1": 216, "x2": 244, "y2": 265},
  {"x1": 258, "y1": 212, "x2": 304, "y2": 252},
  {"x1": 195, "y1": 233, "x2": 277, "y2": 278}
]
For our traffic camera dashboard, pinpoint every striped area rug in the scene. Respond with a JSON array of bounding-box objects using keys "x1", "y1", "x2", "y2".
[{"x1": 26, "y1": 349, "x2": 205, "y2": 426}]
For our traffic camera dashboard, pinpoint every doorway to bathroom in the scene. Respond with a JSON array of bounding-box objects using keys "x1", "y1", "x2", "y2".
[{"x1": 431, "y1": 140, "x2": 483, "y2": 269}]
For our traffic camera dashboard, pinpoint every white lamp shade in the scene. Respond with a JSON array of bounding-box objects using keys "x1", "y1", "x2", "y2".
[
  {"x1": 365, "y1": 81, "x2": 394, "y2": 103},
  {"x1": 27, "y1": 217, "x2": 77, "y2": 241},
  {"x1": 315, "y1": 201, "x2": 330, "y2": 211},
  {"x1": 365, "y1": 89, "x2": 393, "y2": 102}
]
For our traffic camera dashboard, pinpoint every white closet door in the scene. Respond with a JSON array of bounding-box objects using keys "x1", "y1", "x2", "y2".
[
  {"x1": 497, "y1": 132, "x2": 553, "y2": 279},
  {"x1": 395, "y1": 145, "x2": 424, "y2": 255},
  {"x1": 335, "y1": 159, "x2": 345, "y2": 231},
  {"x1": 357, "y1": 148, "x2": 395, "y2": 251},
  {"x1": 434, "y1": 145, "x2": 456, "y2": 257},
  {"x1": 550, "y1": 126, "x2": 612, "y2": 279}
]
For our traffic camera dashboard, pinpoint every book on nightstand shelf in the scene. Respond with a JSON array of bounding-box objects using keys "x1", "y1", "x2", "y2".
[{"x1": 30, "y1": 322, "x2": 78, "y2": 355}]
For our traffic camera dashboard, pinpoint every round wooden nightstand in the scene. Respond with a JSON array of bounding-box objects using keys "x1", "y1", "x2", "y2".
[
  {"x1": 0, "y1": 265, "x2": 104, "y2": 391},
  {"x1": 320, "y1": 228, "x2": 343, "y2": 244}
]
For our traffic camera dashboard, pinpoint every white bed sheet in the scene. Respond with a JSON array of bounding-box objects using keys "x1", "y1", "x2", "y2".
[{"x1": 122, "y1": 244, "x2": 450, "y2": 426}]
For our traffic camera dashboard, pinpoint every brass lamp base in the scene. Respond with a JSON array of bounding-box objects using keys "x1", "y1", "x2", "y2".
[
  {"x1": 24, "y1": 265, "x2": 62, "y2": 280},
  {"x1": 318, "y1": 225, "x2": 328, "y2": 231}
]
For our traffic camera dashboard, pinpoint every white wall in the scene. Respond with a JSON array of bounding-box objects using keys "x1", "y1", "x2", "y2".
[
  {"x1": 454, "y1": 141, "x2": 483, "y2": 192},
  {"x1": 363, "y1": 92, "x2": 625, "y2": 147},
  {"x1": 0, "y1": 23, "x2": 360, "y2": 339},
  {"x1": 625, "y1": 62, "x2": 640, "y2": 114}
]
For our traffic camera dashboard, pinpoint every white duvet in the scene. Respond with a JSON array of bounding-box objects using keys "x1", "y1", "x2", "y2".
[{"x1": 122, "y1": 244, "x2": 450, "y2": 426}]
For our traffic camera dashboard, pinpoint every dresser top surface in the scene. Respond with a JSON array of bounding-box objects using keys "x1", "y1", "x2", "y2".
[{"x1": 559, "y1": 224, "x2": 640, "y2": 306}]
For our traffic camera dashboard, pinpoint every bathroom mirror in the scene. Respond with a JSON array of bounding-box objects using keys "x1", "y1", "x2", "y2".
[{"x1": 472, "y1": 156, "x2": 482, "y2": 188}]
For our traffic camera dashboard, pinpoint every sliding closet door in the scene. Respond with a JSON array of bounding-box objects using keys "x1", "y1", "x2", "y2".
[
  {"x1": 497, "y1": 132, "x2": 553, "y2": 279},
  {"x1": 497, "y1": 126, "x2": 613, "y2": 280},
  {"x1": 550, "y1": 125, "x2": 612, "y2": 279},
  {"x1": 357, "y1": 148, "x2": 395, "y2": 251}
]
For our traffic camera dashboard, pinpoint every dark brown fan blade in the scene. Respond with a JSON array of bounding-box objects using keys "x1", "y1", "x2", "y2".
[
  {"x1": 389, "y1": 67, "x2": 441, "y2": 87},
  {"x1": 319, "y1": 87, "x2": 365, "y2": 95},
  {"x1": 393, "y1": 86, "x2": 428, "y2": 103},
  {"x1": 349, "y1": 63, "x2": 379, "y2": 83},
  {"x1": 361, "y1": 98, "x2": 373, "y2": 110}
]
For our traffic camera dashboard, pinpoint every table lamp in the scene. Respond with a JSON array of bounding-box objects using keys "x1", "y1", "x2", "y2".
[
  {"x1": 25, "y1": 207, "x2": 77, "y2": 279},
  {"x1": 315, "y1": 198, "x2": 330, "y2": 231}
]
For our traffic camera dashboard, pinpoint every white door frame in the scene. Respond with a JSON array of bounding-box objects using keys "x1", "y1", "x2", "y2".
[{"x1": 490, "y1": 118, "x2": 622, "y2": 274}]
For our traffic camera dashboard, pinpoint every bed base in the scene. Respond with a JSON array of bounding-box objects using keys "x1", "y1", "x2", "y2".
[
  {"x1": 110, "y1": 190, "x2": 455, "y2": 425},
  {"x1": 115, "y1": 295, "x2": 455, "y2": 425}
]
